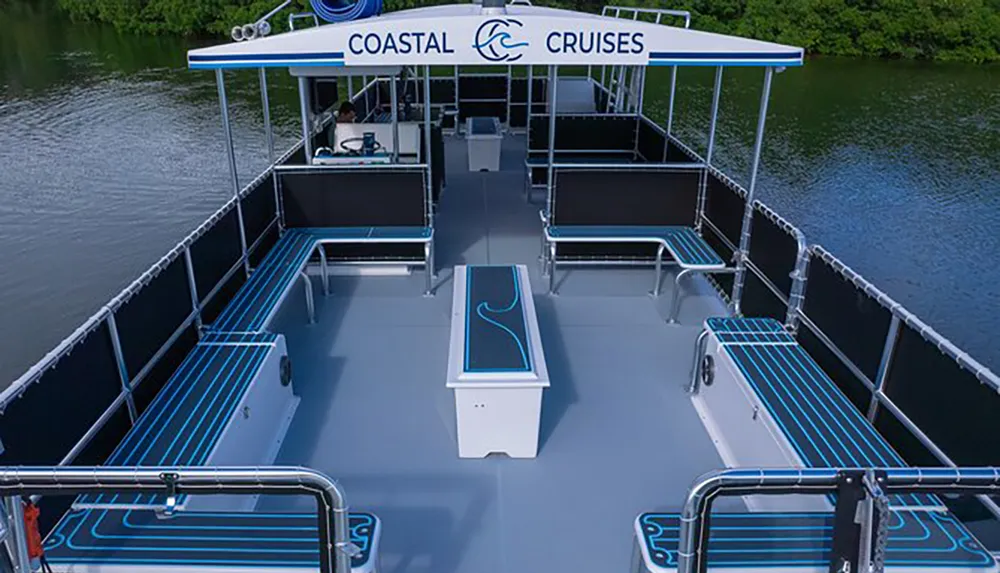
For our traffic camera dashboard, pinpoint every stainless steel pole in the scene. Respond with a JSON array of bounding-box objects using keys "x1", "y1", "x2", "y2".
[
  {"x1": 0, "y1": 466, "x2": 352, "y2": 573},
  {"x1": 105, "y1": 313, "x2": 137, "y2": 423},
  {"x1": 217, "y1": 70, "x2": 251, "y2": 278},
  {"x1": 506, "y1": 65, "x2": 513, "y2": 130},
  {"x1": 183, "y1": 247, "x2": 203, "y2": 333},
  {"x1": 390, "y1": 75, "x2": 400, "y2": 162},
  {"x1": 706, "y1": 66, "x2": 723, "y2": 164},
  {"x1": 677, "y1": 467, "x2": 1000, "y2": 573},
  {"x1": 347, "y1": 75, "x2": 354, "y2": 102},
  {"x1": 423, "y1": 65, "x2": 433, "y2": 225},
  {"x1": 298, "y1": 76, "x2": 314, "y2": 162},
  {"x1": 695, "y1": 67, "x2": 724, "y2": 231},
  {"x1": 731, "y1": 67, "x2": 773, "y2": 314},
  {"x1": 526, "y1": 65, "x2": 534, "y2": 131},
  {"x1": 260, "y1": 68, "x2": 275, "y2": 165},
  {"x1": 663, "y1": 65, "x2": 679, "y2": 162},
  {"x1": 546, "y1": 65, "x2": 558, "y2": 217},
  {"x1": 5, "y1": 497, "x2": 31, "y2": 573}
]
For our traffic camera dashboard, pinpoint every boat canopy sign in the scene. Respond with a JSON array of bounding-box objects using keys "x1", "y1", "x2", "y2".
[{"x1": 188, "y1": 4, "x2": 803, "y2": 70}]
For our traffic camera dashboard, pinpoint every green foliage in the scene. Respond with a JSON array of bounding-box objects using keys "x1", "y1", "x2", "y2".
[{"x1": 55, "y1": 0, "x2": 1000, "y2": 62}]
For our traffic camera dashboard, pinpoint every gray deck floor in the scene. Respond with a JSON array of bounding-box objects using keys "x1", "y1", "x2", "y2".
[{"x1": 261, "y1": 135, "x2": 737, "y2": 573}]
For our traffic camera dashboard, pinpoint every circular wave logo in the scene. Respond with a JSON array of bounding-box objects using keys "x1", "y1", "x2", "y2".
[{"x1": 473, "y1": 18, "x2": 529, "y2": 62}]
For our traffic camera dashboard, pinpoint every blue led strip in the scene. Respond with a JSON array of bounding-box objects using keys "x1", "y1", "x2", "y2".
[
  {"x1": 639, "y1": 511, "x2": 994, "y2": 569},
  {"x1": 45, "y1": 509, "x2": 378, "y2": 569},
  {"x1": 464, "y1": 266, "x2": 532, "y2": 373}
]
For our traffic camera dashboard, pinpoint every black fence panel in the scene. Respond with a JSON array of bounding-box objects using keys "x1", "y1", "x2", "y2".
[
  {"x1": 115, "y1": 258, "x2": 191, "y2": 380},
  {"x1": 551, "y1": 168, "x2": 700, "y2": 259},
  {"x1": 191, "y1": 207, "x2": 243, "y2": 299},
  {"x1": 595, "y1": 86, "x2": 610, "y2": 113},
  {"x1": 282, "y1": 145, "x2": 307, "y2": 167},
  {"x1": 430, "y1": 78, "x2": 456, "y2": 104},
  {"x1": 797, "y1": 322, "x2": 872, "y2": 414},
  {"x1": 242, "y1": 175, "x2": 277, "y2": 247},
  {"x1": 637, "y1": 118, "x2": 666, "y2": 162},
  {"x1": 873, "y1": 407, "x2": 941, "y2": 467},
  {"x1": 310, "y1": 78, "x2": 339, "y2": 115},
  {"x1": 741, "y1": 267, "x2": 788, "y2": 322},
  {"x1": 132, "y1": 323, "x2": 199, "y2": 417},
  {"x1": 318, "y1": 242, "x2": 423, "y2": 262},
  {"x1": 703, "y1": 173, "x2": 745, "y2": 249},
  {"x1": 882, "y1": 324, "x2": 1000, "y2": 466},
  {"x1": 201, "y1": 269, "x2": 247, "y2": 326},
  {"x1": 0, "y1": 322, "x2": 121, "y2": 465},
  {"x1": 748, "y1": 208, "x2": 799, "y2": 298},
  {"x1": 459, "y1": 101, "x2": 507, "y2": 122},
  {"x1": 509, "y1": 105, "x2": 528, "y2": 129},
  {"x1": 666, "y1": 140, "x2": 699, "y2": 163},
  {"x1": 510, "y1": 78, "x2": 547, "y2": 103},
  {"x1": 801, "y1": 256, "x2": 892, "y2": 381},
  {"x1": 529, "y1": 116, "x2": 636, "y2": 152},
  {"x1": 459, "y1": 75, "x2": 507, "y2": 100},
  {"x1": 281, "y1": 169, "x2": 427, "y2": 228},
  {"x1": 249, "y1": 223, "x2": 280, "y2": 269},
  {"x1": 36, "y1": 397, "x2": 131, "y2": 535},
  {"x1": 552, "y1": 169, "x2": 700, "y2": 226},
  {"x1": 703, "y1": 231, "x2": 735, "y2": 298}
]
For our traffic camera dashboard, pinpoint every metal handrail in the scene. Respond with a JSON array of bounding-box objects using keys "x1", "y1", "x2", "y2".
[
  {"x1": 678, "y1": 467, "x2": 1000, "y2": 573},
  {"x1": 601, "y1": 6, "x2": 691, "y2": 28},
  {"x1": 0, "y1": 466, "x2": 353, "y2": 573}
]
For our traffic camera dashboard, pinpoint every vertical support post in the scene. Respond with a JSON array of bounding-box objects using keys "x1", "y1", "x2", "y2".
[
  {"x1": 614, "y1": 65, "x2": 626, "y2": 111},
  {"x1": 696, "y1": 66, "x2": 723, "y2": 231},
  {"x1": 663, "y1": 66, "x2": 679, "y2": 162},
  {"x1": 706, "y1": 66, "x2": 723, "y2": 165},
  {"x1": 526, "y1": 65, "x2": 534, "y2": 131},
  {"x1": 259, "y1": 68, "x2": 275, "y2": 165},
  {"x1": 298, "y1": 76, "x2": 314, "y2": 163},
  {"x1": 731, "y1": 67, "x2": 774, "y2": 315},
  {"x1": 868, "y1": 315, "x2": 901, "y2": 421},
  {"x1": 546, "y1": 65, "x2": 559, "y2": 218},
  {"x1": 105, "y1": 313, "x2": 137, "y2": 423},
  {"x1": 506, "y1": 65, "x2": 513, "y2": 130},
  {"x1": 217, "y1": 69, "x2": 251, "y2": 278},
  {"x1": 634, "y1": 67, "x2": 646, "y2": 157},
  {"x1": 183, "y1": 247, "x2": 203, "y2": 334},
  {"x1": 347, "y1": 75, "x2": 354, "y2": 102},
  {"x1": 454, "y1": 65, "x2": 460, "y2": 132},
  {"x1": 424, "y1": 65, "x2": 433, "y2": 226},
  {"x1": 5, "y1": 497, "x2": 31, "y2": 573},
  {"x1": 390, "y1": 74, "x2": 400, "y2": 163}
]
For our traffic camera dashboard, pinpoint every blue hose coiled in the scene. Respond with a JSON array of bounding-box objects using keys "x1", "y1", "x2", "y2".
[{"x1": 310, "y1": 0, "x2": 383, "y2": 23}]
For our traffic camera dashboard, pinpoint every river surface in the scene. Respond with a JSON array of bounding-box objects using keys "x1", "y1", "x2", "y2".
[{"x1": 1, "y1": 3, "x2": 999, "y2": 388}]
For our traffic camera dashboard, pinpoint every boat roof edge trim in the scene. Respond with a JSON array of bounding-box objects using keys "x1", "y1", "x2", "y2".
[{"x1": 187, "y1": 5, "x2": 804, "y2": 70}]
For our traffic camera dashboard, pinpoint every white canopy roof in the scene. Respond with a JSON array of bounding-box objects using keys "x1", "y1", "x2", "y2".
[{"x1": 188, "y1": 4, "x2": 803, "y2": 70}]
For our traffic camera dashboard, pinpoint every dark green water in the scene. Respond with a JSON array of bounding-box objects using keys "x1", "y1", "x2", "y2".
[{"x1": 1, "y1": 3, "x2": 998, "y2": 387}]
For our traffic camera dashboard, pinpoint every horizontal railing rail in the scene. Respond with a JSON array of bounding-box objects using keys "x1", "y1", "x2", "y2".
[
  {"x1": 678, "y1": 467, "x2": 1000, "y2": 573},
  {"x1": 0, "y1": 466, "x2": 352, "y2": 573}
]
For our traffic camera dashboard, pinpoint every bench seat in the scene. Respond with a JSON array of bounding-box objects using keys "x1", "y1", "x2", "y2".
[
  {"x1": 547, "y1": 226, "x2": 725, "y2": 269},
  {"x1": 76, "y1": 332, "x2": 291, "y2": 510},
  {"x1": 541, "y1": 223, "x2": 729, "y2": 323},
  {"x1": 634, "y1": 511, "x2": 996, "y2": 573},
  {"x1": 212, "y1": 226, "x2": 434, "y2": 333},
  {"x1": 702, "y1": 317, "x2": 940, "y2": 510},
  {"x1": 45, "y1": 508, "x2": 381, "y2": 573}
]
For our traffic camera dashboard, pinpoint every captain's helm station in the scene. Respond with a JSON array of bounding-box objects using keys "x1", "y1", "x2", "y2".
[{"x1": 5, "y1": 2, "x2": 1000, "y2": 573}]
